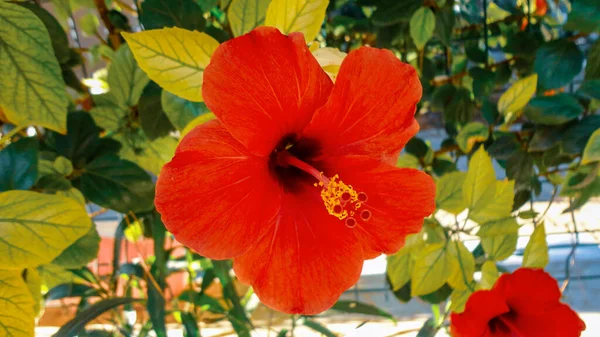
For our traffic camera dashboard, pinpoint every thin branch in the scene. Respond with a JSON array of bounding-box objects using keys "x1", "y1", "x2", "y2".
[{"x1": 94, "y1": 0, "x2": 121, "y2": 50}]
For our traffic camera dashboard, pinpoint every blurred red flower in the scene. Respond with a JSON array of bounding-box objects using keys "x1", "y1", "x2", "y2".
[
  {"x1": 451, "y1": 268, "x2": 586, "y2": 337},
  {"x1": 155, "y1": 27, "x2": 435, "y2": 314}
]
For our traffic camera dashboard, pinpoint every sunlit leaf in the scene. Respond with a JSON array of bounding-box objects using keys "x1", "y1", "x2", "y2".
[
  {"x1": 436, "y1": 172, "x2": 467, "y2": 214},
  {"x1": 107, "y1": 44, "x2": 150, "y2": 108},
  {"x1": 480, "y1": 260, "x2": 499, "y2": 290},
  {"x1": 52, "y1": 227, "x2": 101, "y2": 269},
  {"x1": 522, "y1": 223, "x2": 549, "y2": 268},
  {"x1": 447, "y1": 241, "x2": 475, "y2": 291},
  {"x1": 411, "y1": 243, "x2": 453, "y2": 296},
  {"x1": 456, "y1": 122, "x2": 489, "y2": 153},
  {"x1": 410, "y1": 7, "x2": 435, "y2": 50},
  {"x1": 463, "y1": 147, "x2": 496, "y2": 214},
  {"x1": 0, "y1": 1, "x2": 69, "y2": 134},
  {"x1": 497, "y1": 74, "x2": 537, "y2": 119},
  {"x1": 387, "y1": 249, "x2": 413, "y2": 291},
  {"x1": 123, "y1": 28, "x2": 220, "y2": 102},
  {"x1": 228, "y1": 0, "x2": 270, "y2": 37},
  {"x1": 477, "y1": 217, "x2": 519, "y2": 237},
  {"x1": 0, "y1": 270, "x2": 35, "y2": 337},
  {"x1": 481, "y1": 233, "x2": 518, "y2": 261},
  {"x1": 469, "y1": 180, "x2": 515, "y2": 224},
  {"x1": 449, "y1": 287, "x2": 472, "y2": 313},
  {"x1": 582, "y1": 129, "x2": 600, "y2": 165},
  {"x1": 0, "y1": 191, "x2": 91, "y2": 269},
  {"x1": 265, "y1": 0, "x2": 329, "y2": 42}
]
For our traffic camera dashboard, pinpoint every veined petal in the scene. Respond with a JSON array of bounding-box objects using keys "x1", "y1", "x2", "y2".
[{"x1": 451, "y1": 290, "x2": 510, "y2": 337}]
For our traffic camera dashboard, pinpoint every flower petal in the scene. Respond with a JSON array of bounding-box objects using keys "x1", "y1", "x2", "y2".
[
  {"x1": 322, "y1": 156, "x2": 435, "y2": 258},
  {"x1": 233, "y1": 184, "x2": 363, "y2": 314},
  {"x1": 302, "y1": 47, "x2": 422, "y2": 164},
  {"x1": 450, "y1": 290, "x2": 510, "y2": 337},
  {"x1": 511, "y1": 303, "x2": 586, "y2": 337},
  {"x1": 155, "y1": 120, "x2": 282, "y2": 259},
  {"x1": 494, "y1": 268, "x2": 561, "y2": 315},
  {"x1": 202, "y1": 27, "x2": 333, "y2": 156}
]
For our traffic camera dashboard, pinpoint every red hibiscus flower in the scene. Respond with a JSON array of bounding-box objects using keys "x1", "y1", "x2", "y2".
[
  {"x1": 450, "y1": 268, "x2": 586, "y2": 337},
  {"x1": 155, "y1": 27, "x2": 435, "y2": 314}
]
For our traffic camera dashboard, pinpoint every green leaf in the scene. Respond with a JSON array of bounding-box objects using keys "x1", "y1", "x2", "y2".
[
  {"x1": 265, "y1": 0, "x2": 329, "y2": 42},
  {"x1": 54, "y1": 156, "x2": 73, "y2": 176},
  {"x1": 302, "y1": 318, "x2": 337, "y2": 337},
  {"x1": 578, "y1": 79, "x2": 600, "y2": 100},
  {"x1": 53, "y1": 297, "x2": 142, "y2": 337},
  {"x1": 469, "y1": 180, "x2": 515, "y2": 224},
  {"x1": 52, "y1": 227, "x2": 101, "y2": 269},
  {"x1": 24, "y1": 268, "x2": 42, "y2": 315},
  {"x1": 481, "y1": 233, "x2": 518, "y2": 260},
  {"x1": 161, "y1": 90, "x2": 210, "y2": 130},
  {"x1": 524, "y1": 94, "x2": 583, "y2": 125},
  {"x1": 522, "y1": 223, "x2": 549, "y2": 268},
  {"x1": 582, "y1": 129, "x2": 600, "y2": 164},
  {"x1": 0, "y1": 270, "x2": 35, "y2": 337},
  {"x1": 477, "y1": 217, "x2": 519, "y2": 237},
  {"x1": 181, "y1": 312, "x2": 200, "y2": 337},
  {"x1": 89, "y1": 94, "x2": 128, "y2": 131},
  {"x1": 108, "y1": 44, "x2": 150, "y2": 108},
  {"x1": 79, "y1": 13, "x2": 99, "y2": 36},
  {"x1": 480, "y1": 260, "x2": 499, "y2": 290},
  {"x1": 117, "y1": 132, "x2": 177, "y2": 175},
  {"x1": 228, "y1": 0, "x2": 270, "y2": 37},
  {"x1": 561, "y1": 115, "x2": 600, "y2": 155},
  {"x1": 0, "y1": 190, "x2": 91, "y2": 269},
  {"x1": 387, "y1": 249, "x2": 413, "y2": 291},
  {"x1": 123, "y1": 28, "x2": 219, "y2": 102},
  {"x1": 45, "y1": 283, "x2": 100, "y2": 301},
  {"x1": 585, "y1": 39, "x2": 600, "y2": 81},
  {"x1": 470, "y1": 67, "x2": 495, "y2": 99},
  {"x1": 0, "y1": 1, "x2": 69, "y2": 134},
  {"x1": 497, "y1": 74, "x2": 537, "y2": 118},
  {"x1": 456, "y1": 122, "x2": 489, "y2": 153},
  {"x1": 411, "y1": 243, "x2": 453, "y2": 296},
  {"x1": 447, "y1": 241, "x2": 475, "y2": 291},
  {"x1": 463, "y1": 147, "x2": 496, "y2": 213},
  {"x1": 449, "y1": 287, "x2": 472, "y2": 313},
  {"x1": 371, "y1": 0, "x2": 422, "y2": 27},
  {"x1": 445, "y1": 87, "x2": 474, "y2": 125},
  {"x1": 410, "y1": 7, "x2": 435, "y2": 50},
  {"x1": 0, "y1": 137, "x2": 38, "y2": 191},
  {"x1": 564, "y1": 0, "x2": 600, "y2": 33},
  {"x1": 529, "y1": 125, "x2": 569, "y2": 152},
  {"x1": 139, "y1": 81, "x2": 174, "y2": 140},
  {"x1": 435, "y1": 171, "x2": 467, "y2": 214},
  {"x1": 75, "y1": 155, "x2": 155, "y2": 213},
  {"x1": 331, "y1": 300, "x2": 395, "y2": 321},
  {"x1": 140, "y1": 0, "x2": 205, "y2": 31},
  {"x1": 434, "y1": 2, "x2": 454, "y2": 46},
  {"x1": 465, "y1": 41, "x2": 488, "y2": 64},
  {"x1": 534, "y1": 39, "x2": 583, "y2": 90},
  {"x1": 16, "y1": 2, "x2": 71, "y2": 64},
  {"x1": 506, "y1": 150, "x2": 534, "y2": 188}
]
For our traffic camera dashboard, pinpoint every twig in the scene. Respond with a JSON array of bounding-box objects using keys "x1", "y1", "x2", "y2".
[
  {"x1": 94, "y1": 0, "x2": 121, "y2": 50},
  {"x1": 89, "y1": 208, "x2": 108, "y2": 218},
  {"x1": 561, "y1": 199, "x2": 580, "y2": 292}
]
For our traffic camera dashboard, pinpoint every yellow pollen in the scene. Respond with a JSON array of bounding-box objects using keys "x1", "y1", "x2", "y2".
[{"x1": 318, "y1": 174, "x2": 366, "y2": 220}]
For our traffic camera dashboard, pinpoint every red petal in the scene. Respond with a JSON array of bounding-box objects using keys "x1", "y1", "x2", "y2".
[
  {"x1": 511, "y1": 303, "x2": 586, "y2": 337},
  {"x1": 494, "y1": 268, "x2": 561, "y2": 315},
  {"x1": 450, "y1": 290, "x2": 510, "y2": 337},
  {"x1": 233, "y1": 185, "x2": 363, "y2": 314},
  {"x1": 202, "y1": 27, "x2": 333, "y2": 156},
  {"x1": 155, "y1": 120, "x2": 282, "y2": 259},
  {"x1": 302, "y1": 47, "x2": 422, "y2": 164},
  {"x1": 322, "y1": 156, "x2": 435, "y2": 258}
]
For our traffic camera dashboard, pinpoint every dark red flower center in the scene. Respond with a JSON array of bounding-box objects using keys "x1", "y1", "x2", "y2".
[
  {"x1": 488, "y1": 311, "x2": 524, "y2": 337},
  {"x1": 270, "y1": 134, "x2": 370, "y2": 226}
]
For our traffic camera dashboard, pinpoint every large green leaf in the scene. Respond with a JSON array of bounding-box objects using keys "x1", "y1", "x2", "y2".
[
  {"x1": 0, "y1": 1, "x2": 69, "y2": 134},
  {"x1": 463, "y1": 147, "x2": 496, "y2": 214},
  {"x1": 24, "y1": 268, "x2": 42, "y2": 315},
  {"x1": 469, "y1": 180, "x2": 515, "y2": 224},
  {"x1": 0, "y1": 190, "x2": 91, "y2": 269},
  {"x1": 140, "y1": 0, "x2": 205, "y2": 31},
  {"x1": 0, "y1": 270, "x2": 35, "y2": 337},
  {"x1": 75, "y1": 155, "x2": 155, "y2": 213},
  {"x1": 522, "y1": 223, "x2": 549, "y2": 268},
  {"x1": 480, "y1": 260, "x2": 499, "y2": 290},
  {"x1": 371, "y1": 0, "x2": 422, "y2": 27},
  {"x1": 585, "y1": 39, "x2": 600, "y2": 81},
  {"x1": 481, "y1": 233, "x2": 518, "y2": 260},
  {"x1": 138, "y1": 81, "x2": 174, "y2": 140},
  {"x1": 447, "y1": 241, "x2": 475, "y2": 291},
  {"x1": 52, "y1": 227, "x2": 101, "y2": 269},
  {"x1": 578, "y1": 79, "x2": 600, "y2": 100},
  {"x1": 264, "y1": 0, "x2": 329, "y2": 42},
  {"x1": 0, "y1": 137, "x2": 38, "y2": 192},
  {"x1": 331, "y1": 301, "x2": 395, "y2": 321},
  {"x1": 161, "y1": 90, "x2": 210, "y2": 130},
  {"x1": 477, "y1": 217, "x2": 519, "y2": 237},
  {"x1": 456, "y1": 122, "x2": 489, "y2": 153},
  {"x1": 449, "y1": 287, "x2": 472, "y2": 313},
  {"x1": 524, "y1": 94, "x2": 583, "y2": 125},
  {"x1": 410, "y1": 7, "x2": 435, "y2": 50},
  {"x1": 497, "y1": 74, "x2": 537, "y2": 119},
  {"x1": 228, "y1": 0, "x2": 270, "y2": 37},
  {"x1": 116, "y1": 131, "x2": 177, "y2": 175},
  {"x1": 564, "y1": 0, "x2": 600, "y2": 33},
  {"x1": 435, "y1": 171, "x2": 467, "y2": 214},
  {"x1": 434, "y1": 2, "x2": 454, "y2": 46},
  {"x1": 89, "y1": 94, "x2": 129, "y2": 131},
  {"x1": 387, "y1": 249, "x2": 413, "y2": 291},
  {"x1": 561, "y1": 115, "x2": 600, "y2": 155},
  {"x1": 411, "y1": 243, "x2": 453, "y2": 296},
  {"x1": 108, "y1": 44, "x2": 150, "y2": 108},
  {"x1": 582, "y1": 129, "x2": 600, "y2": 164},
  {"x1": 534, "y1": 39, "x2": 583, "y2": 90}
]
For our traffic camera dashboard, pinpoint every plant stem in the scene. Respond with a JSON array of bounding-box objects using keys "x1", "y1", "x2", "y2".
[{"x1": 0, "y1": 125, "x2": 25, "y2": 146}]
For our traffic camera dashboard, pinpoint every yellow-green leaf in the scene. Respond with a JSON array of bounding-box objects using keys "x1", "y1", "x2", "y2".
[
  {"x1": 387, "y1": 249, "x2": 413, "y2": 291},
  {"x1": 51, "y1": 227, "x2": 100, "y2": 269},
  {"x1": 436, "y1": 171, "x2": 467, "y2": 214},
  {"x1": 463, "y1": 147, "x2": 497, "y2": 213},
  {"x1": 228, "y1": 0, "x2": 270, "y2": 37},
  {"x1": 0, "y1": 1, "x2": 69, "y2": 134},
  {"x1": 449, "y1": 287, "x2": 472, "y2": 313},
  {"x1": 522, "y1": 223, "x2": 549, "y2": 268},
  {"x1": 481, "y1": 233, "x2": 518, "y2": 261},
  {"x1": 56, "y1": 188, "x2": 86, "y2": 205},
  {"x1": 582, "y1": 129, "x2": 600, "y2": 164},
  {"x1": 107, "y1": 44, "x2": 150, "y2": 107},
  {"x1": 469, "y1": 179, "x2": 515, "y2": 224},
  {"x1": 312, "y1": 47, "x2": 346, "y2": 82},
  {"x1": 265, "y1": 0, "x2": 329, "y2": 42},
  {"x1": 0, "y1": 270, "x2": 35, "y2": 337},
  {"x1": 409, "y1": 7, "x2": 436, "y2": 50},
  {"x1": 122, "y1": 28, "x2": 220, "y2": 102},
  {"x1": 456, "y1": 122, "x2": 489, "y2": 153},
  {"x1": 117, "y1": 134, "x2": 178, "y2": 175},
  {"x1": 477, "y1": 217, "x2": 519, "y2": 237},
  {"x1": 497, "y1": 73, "x2": 538, "y2": 118},
  {"x1": 411, "y1": 243, "x2": 453, "y2": 296},
  {"x1": 480, "y1": 260, "x2": 499, "y2": 290},
  {"x1": 181, "y1": 113, "x2": 216, "y2": 138},
  {"x1": 24, "y1": 268, "x2": 42, "y2": 316},
  {"x1": 0, "y1": 191, "x2": 91, "y2": 269},
  {"x1": 447, "y1": 241, "x2": 475, "y2": 291}
]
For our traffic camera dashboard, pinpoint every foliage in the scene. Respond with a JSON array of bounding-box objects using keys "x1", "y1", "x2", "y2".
[{"x1": 0, "y1": 0, "x2": 598, "y2": 336}]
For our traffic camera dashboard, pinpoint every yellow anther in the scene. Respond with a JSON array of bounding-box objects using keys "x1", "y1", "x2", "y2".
[{"x1": 318, "y1": 174, "x2": 367, "y2": 220}]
